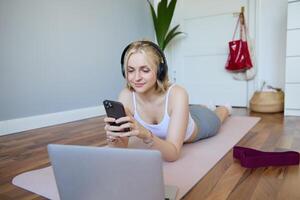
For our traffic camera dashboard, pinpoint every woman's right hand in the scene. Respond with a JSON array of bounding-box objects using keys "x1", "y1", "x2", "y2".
[
  {"x1": 103, "y1": 117, "x2": 129, "y2": 147},
  {"x1": 104, "y1": 114, "x2": 151, "y2": 143}
]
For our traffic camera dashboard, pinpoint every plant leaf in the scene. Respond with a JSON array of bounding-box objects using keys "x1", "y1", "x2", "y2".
[
  {"x1": 163, "y1": 32, "x2": 182, "y2": 51},
  {"x1": 147, "y1": 0, "x2": 159, "y2": 41},
  {"x1": 164, "y1": 0, "x2": 177, "y2": 37},
  {"x1": 156, "y1": 0, "x2": 169, "y2": 48},
  {"x1": 162, "y1": 25, "x2": 183, "y2": 50},
  {"x1": 164, "y1": 24, "x2": 180, "y2": 44},
  {"x1": 147, "y1": 0, "x2": 181, "y2": 50}
]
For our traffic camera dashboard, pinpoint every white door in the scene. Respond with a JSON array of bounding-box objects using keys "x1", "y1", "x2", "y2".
[{"x1": 170, "y1": 0, "x2": 251, "y2": 106}]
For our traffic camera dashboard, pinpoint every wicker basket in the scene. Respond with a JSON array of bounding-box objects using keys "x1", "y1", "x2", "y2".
[{"x1": 250, "y1": 91, "x2": 284, "y2": 113}]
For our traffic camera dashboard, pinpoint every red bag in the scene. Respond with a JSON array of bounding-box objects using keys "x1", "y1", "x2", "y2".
[{"x1": 225, "y1": 13, "x2": 253, "y2": 72}]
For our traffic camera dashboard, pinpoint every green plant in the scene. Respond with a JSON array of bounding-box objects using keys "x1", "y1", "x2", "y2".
[{"x1": 147, "y1": 0, "x2": 183, "y2": 51}]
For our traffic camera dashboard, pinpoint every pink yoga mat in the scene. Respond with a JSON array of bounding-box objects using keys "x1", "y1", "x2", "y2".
[{"x1": 13, "y1": 116, "x2": 260, "y2": 200}]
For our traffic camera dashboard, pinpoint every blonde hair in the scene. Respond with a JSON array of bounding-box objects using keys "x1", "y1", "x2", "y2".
[{"x1": 123, "y1": 41, "x2": 170, "y2": 93}]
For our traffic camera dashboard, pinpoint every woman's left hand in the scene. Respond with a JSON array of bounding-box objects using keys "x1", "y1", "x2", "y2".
[{"x1": 105, "y1": 112, "x2": 148, "y2": 140}]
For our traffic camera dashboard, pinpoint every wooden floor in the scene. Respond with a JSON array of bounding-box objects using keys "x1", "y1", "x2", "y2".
[{"x1": 0, "y1": 108, "x2": 300, "y2": 200}]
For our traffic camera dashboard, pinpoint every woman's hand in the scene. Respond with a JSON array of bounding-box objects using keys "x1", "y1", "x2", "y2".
[{"x1": 104, "y1": 112, "x2": 149, "y2": 141}]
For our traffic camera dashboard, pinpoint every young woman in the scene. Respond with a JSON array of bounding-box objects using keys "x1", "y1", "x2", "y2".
[{"x1": 104, "y1": 41, "x2": 230, "y2": 162}]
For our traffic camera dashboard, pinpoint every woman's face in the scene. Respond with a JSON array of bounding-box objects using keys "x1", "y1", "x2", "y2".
[{"x1": 126, "y1": 52, "x2": 157, "y2": 93}]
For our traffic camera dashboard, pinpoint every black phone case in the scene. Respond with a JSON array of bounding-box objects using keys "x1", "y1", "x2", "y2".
[{"x1": 103, "y1": 100, "x2": 130, "y2": 132}]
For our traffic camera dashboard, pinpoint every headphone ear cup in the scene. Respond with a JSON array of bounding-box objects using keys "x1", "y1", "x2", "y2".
[
  {"x1": 157, "y1": 63, "x2": 167, "y2": 81},
  {"x1": 121, "y1": 45, "x2": 131, "y2": 78},
  {"x1": 121, "y1": 64, "x2": 125, "y2": 78}
]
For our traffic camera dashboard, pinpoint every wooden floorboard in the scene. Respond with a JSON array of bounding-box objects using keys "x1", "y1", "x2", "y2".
[{"x1": 0, "y1": 108, "x2": 300, "y2": 200}]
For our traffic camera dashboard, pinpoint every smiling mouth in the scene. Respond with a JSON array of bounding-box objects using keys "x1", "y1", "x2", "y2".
[{"x1": 134, "y1": 83, "x2": 145, "y2": 88}]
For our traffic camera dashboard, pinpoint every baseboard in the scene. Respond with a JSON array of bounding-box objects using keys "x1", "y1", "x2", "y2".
[
  {"x1": 0, "y1": 106, "x2": 106, "y2": 136},
  {"x1": 284, "y1": 109, "x2": 300, "y2": 116},
  {"x1": 284, "y1": 108, "x2": 300, "y2": 116}
]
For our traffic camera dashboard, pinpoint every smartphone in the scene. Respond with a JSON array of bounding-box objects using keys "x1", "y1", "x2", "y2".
[{"x1": 103, "y1": 100, "x2": 130, "y2": 132}]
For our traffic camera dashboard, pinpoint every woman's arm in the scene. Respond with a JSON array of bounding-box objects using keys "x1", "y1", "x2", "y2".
[
  {"x1": 147, "y1": 86, "x2": 189, "y2": 161},
  {"x1": 113, "y1": 114, "x2": 181, "y2": 162}
]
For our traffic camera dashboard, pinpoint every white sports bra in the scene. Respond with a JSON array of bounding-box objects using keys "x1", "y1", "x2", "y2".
[{"x1": 132, "y1": 84, "x2": 195, "y2": 142}]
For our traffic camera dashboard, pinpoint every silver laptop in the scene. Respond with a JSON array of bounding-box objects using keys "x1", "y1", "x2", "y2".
[{"x1": 48, "y1": 144, "x2": 178, "y2": 200}]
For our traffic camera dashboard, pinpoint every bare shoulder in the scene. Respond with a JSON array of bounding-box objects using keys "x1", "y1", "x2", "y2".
[
  {"x1": 169, "y1": 85, "x2": 189, "y2": 108},
  {"x1": 169, "y1": 84, "x2": 189, "y2": 99}
]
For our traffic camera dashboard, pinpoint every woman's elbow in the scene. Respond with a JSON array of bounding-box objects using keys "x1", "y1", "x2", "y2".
[
  {"x1": 162, "y1": 142, "x2": 182, "y2": 162},
  {"x1": 164, "y1": 157, "x2": 178, "y2": 162},
  {"x1": 163, "y1": 152, "x2": 180, "y2": 162}
]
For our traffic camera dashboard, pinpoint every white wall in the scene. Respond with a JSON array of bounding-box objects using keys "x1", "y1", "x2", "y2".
[
  {"x1": 165, "y1": 0, "x2": 288, "y2": 92},
  {"x1": 0, "y1": 0, "x2": 154, "y2": 135},
  {"x1": 0, "y1": 0, "x2": 154, "y2": 122},
  {"x1": 256, "y1": 0, "x2": 287, "y2": 90}
]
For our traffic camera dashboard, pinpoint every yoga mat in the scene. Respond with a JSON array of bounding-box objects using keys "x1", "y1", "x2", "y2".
[{"x1": 12, "y1": 116, "x2": 260, "y2": 200}]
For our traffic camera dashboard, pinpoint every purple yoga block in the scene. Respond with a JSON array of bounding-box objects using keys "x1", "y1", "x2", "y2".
[{"x1": 233, "y1": 146, "x2": 300, "y2": 168}]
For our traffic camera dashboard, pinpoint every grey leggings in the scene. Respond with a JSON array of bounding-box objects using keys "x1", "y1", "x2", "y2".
[{"x1": 189, "y1": 105, "x2": 221, "y2": 141}]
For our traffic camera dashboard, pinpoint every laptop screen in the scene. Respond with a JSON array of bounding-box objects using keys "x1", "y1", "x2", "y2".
[{"x1": 48, "y1": 144, "x2": 167, "y2": 200}]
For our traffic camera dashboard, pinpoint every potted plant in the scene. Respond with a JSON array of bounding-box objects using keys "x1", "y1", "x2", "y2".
[{"x1": 147, "y1": 0, "x2": 183, "y2": 51}]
